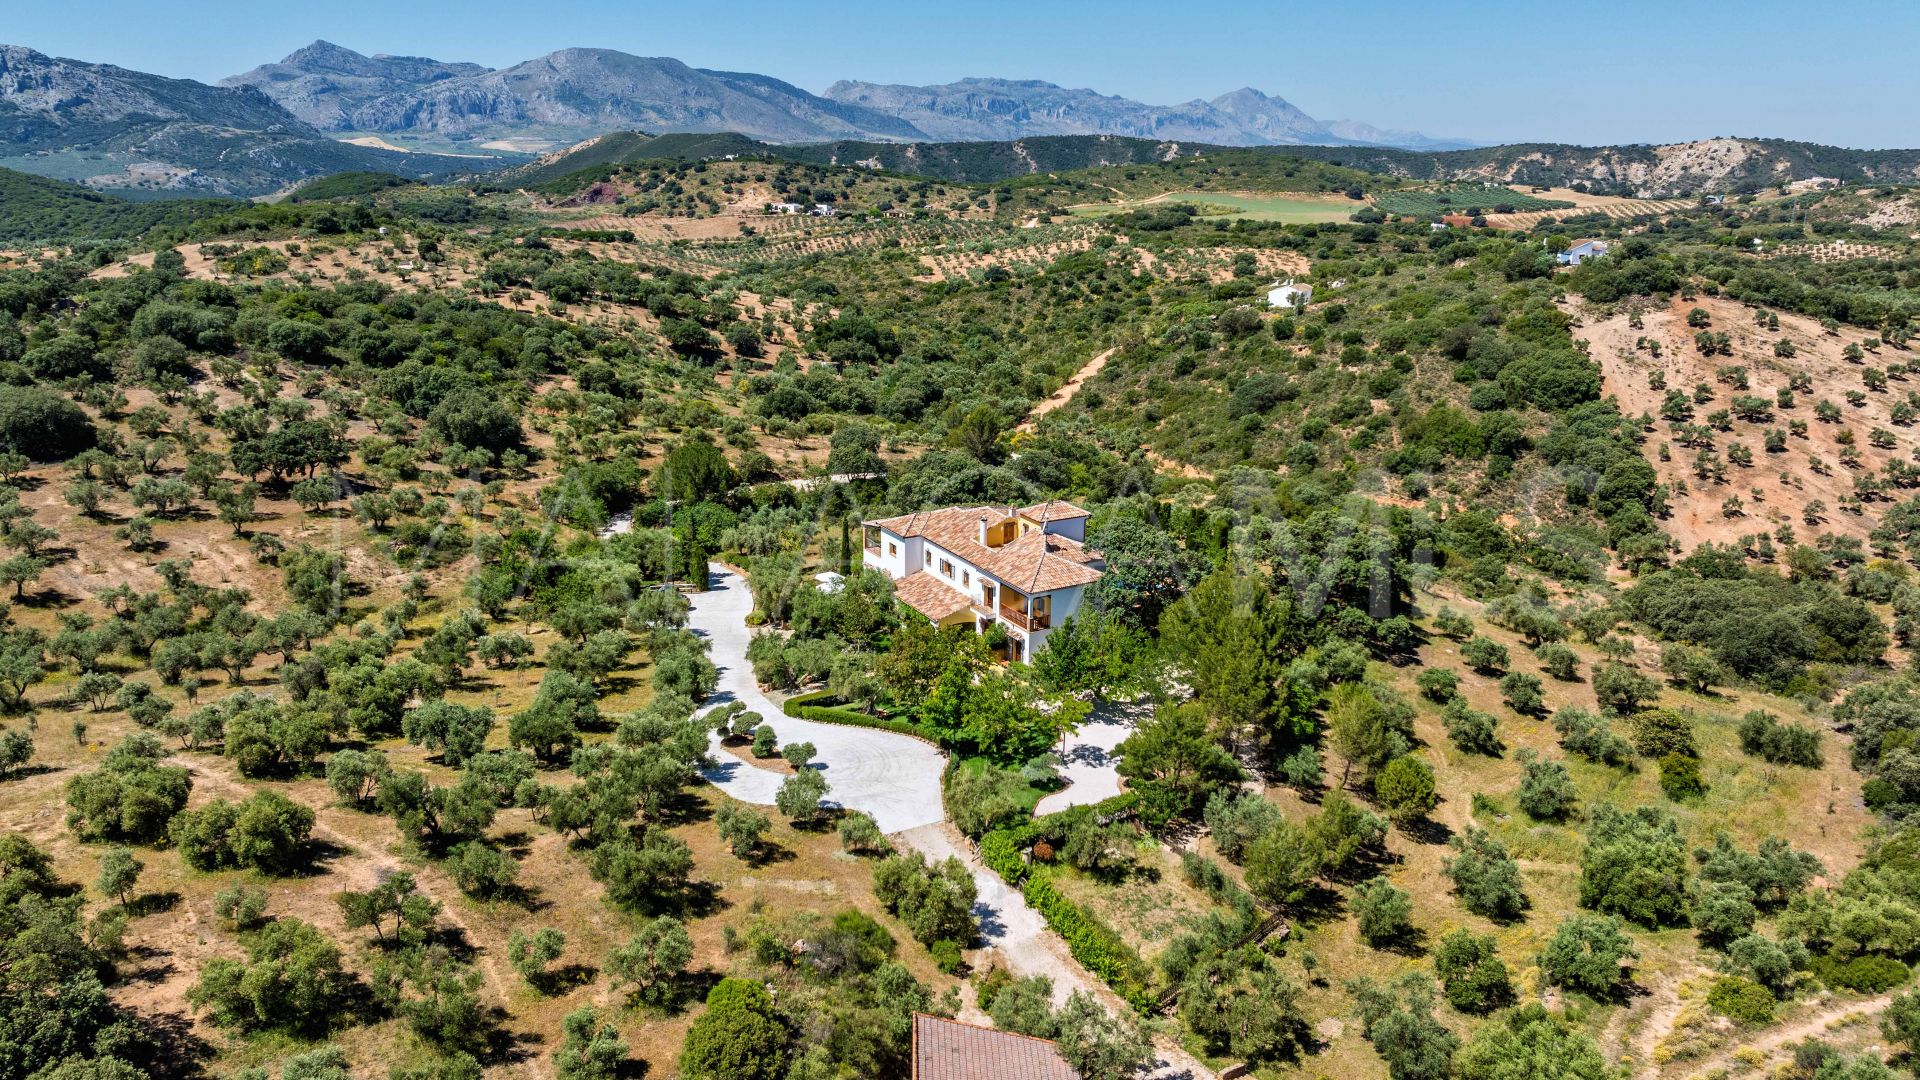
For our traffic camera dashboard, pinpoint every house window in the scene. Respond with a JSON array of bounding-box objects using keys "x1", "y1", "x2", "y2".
[
  {"x1": 888, "y1": 542, "x2": 898, "y2": 557},
  {"x1": 924, "y1": 551, "x2": 931, "y2": 568},
  {"x1": 939, "y1": 559, "x2": 953, "y2": 577},
  {"x1": 962, "y1": 570, "x2": 970, "y2": 587}
]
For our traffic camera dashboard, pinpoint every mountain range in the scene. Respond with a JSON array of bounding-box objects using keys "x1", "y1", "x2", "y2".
[
  {"x1": 224, "y1": 44, "x2": 926, "y2": 146},
  {"x1": 8, "y1": 38, "x2": 1920, "y2": 202},
  {"x1": 222, "y1": 41, "x2": 1470, "y2": 151},
  {"x1": 819, "y1": 78, "x2": 1472, "y2": 151},
  {"x1": 0, "y1": 44, "x2": 506, "y2": 197}
]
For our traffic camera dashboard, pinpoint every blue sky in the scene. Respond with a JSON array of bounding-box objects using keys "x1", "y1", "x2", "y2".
[{"x1": 13, "y1": 0, "x2": 1916, "y2": 148}]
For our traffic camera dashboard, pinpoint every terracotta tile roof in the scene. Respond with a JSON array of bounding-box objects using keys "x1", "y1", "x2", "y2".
[
  {"x1": 979, "y1": 529, "x2": 1103, "y2": 593},
  {"x1": 892, "y1": 571, "x2": 976, "y2": 622},
  {"x1": 911, "y1": 1014, "x2": 1080, "y2": 1080},
  {"x1": 864, "y1": 505, "x2": 1103, "y2": 594},
  {"x1": 1017, "y1": 500, "x2": 1091, "y2": 522}
]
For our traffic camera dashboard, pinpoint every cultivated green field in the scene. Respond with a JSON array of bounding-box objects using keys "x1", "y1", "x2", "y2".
[
  {"x1": 1373, "y1": 185, "x2": 1574, "y2": 218},
  {"x1": 1074, "y1": 190, "x2": 1363, "y2": 223}
]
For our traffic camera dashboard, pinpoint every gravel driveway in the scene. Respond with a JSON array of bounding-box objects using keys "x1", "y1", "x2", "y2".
[
  {"x1": 689, "y1": 565, "x2": 1214, "y2": 1079},
  {"x1": 1033, "y1": 701, "x2": 1143, "y2": 815},
  {"x1": 689, "y1": 566, "x2": 949, "y2": 833}
]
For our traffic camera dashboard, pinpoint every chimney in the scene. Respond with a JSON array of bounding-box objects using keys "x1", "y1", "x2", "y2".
[{"x1": 978, "y1": 516, "x2": 989, "y2": 546}]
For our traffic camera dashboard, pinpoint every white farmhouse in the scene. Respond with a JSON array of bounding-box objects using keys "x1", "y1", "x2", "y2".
[
  {"x1": 1266, "y1": 278, "x2": 1313, "y2": 309},
  {"x1": 1556, "y1": 239, "x2": 1609, "y2": 266},
  {"x1": 862, "y1": 501, "x2": 1103, "y2": 662}
]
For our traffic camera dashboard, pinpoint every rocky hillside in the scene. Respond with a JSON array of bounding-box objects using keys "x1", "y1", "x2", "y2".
[
  {"x1": 250, "y1": 48, "x2": 927, "y2": 146},
  {"x1": 777, "y1": 135, "x2": 1920, "y2": 195},
  {"x1": 221, "y1": 40, "x2": 490, "y2": 130},
  {"x1": 0, "y1": 44, "x2": 298, "y2": 145},
  {"x1": 1433, "y1": 138, "x2": 1920, "y2": 196},
  {"x1": 0, "y1": 44, "x2": 504, "y2": 196}
]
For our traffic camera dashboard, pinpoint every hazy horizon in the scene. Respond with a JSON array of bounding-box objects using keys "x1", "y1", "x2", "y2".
[{"x1": 9, "y1": 0, "x2": 1916, "y2": 149}]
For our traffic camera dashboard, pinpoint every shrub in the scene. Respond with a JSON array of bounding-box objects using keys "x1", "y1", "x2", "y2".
[
  {"x1": 1536, "y1": 643, "x2": 1579, "y2": 681},
  {"x1": 1203, "y1": 789, "x2": 1282, "y2": 863},
  {"x1": 1443, "y1": 699, "x2": 1500, "y2": 756},
  {"x1": 446, "y1": 841, "x2": 519, "y2": 899},
  {"x1": 837, "y1": 811, "x2": 888, "y2": 855},
  {"x1": 1434, "y1": 929, "x2": 1512, "y2": 1013},
  {"x1": 1706, "y1": 976, "x2": 1774, "y2": 1025},
  {"x1": 1538, "y1": 914, "x2": 1636, "y2": 998},
  {"x1": 1689, "y1": 879, "x2": 1757, "y2": 947},
  {"x1": 780, "y1": 689, "x2": 925, "y2": 738},
  {"x1": 1279, "y1": 745, "x2": 1322, "y2": 790},
  {"x1": 1416, "y1": 668, "x2": 1459, "y2": 703},
  {"x1": 1021, "y1": 871, "x2": 1153, "y2": 1008},
  {"x1": 189, "y1": 918, "x2": 350, "y2": 1033},
  {"x1": 1499, "y1": 672, "x2": 1545, "y2": 715},
  {"x1": 678, "y1": 978, "x2": 788, "y2": 1080},
  {"x1": 1580, "y1": 804, "x2": 1689, "y2": 926},
  {"x1": 1593, "y1": 663, "x2": 1660, "y2": 715},
  {"x1": 1737, "y1": 710, "x2": 1823, "y2": 767},
  {"x1": 873, "y1": 852, "x2": 978, "y2": 951},
  {"x1": 0, "y1": 385, "x2": 96, "y2": 461},
  {"x1": 1811, "y1": 954, "x2": 1909, "y2": 993},
  {"x1": 945, "y1": 763, "x2": 1032, "y2": 837},
  {"x1": 1553, "y1": 707, "x2": 1634, "y2": 767},
  {"x1": 1180, "y1": 851, "x2": 1233, "y2": 900},
  {"x1": 170, "y1": 790, "x2": 314, "y2": 875},
  {"x1": 1462, "y1": 636, "x2": 1509, "y2": 673},
  {"x1": 1515, "y1": 752, "x2": 1576, "y2": 820},
  {"x1": 1659, "y1": 752, "x2": 1706, "y2": 800},
  {"x1": 1373, "y1": 755, "x2": 1437, "y2": 823},
  {"x1": 1353, "y1": 877, "x2": 1415, "y2": 946},
  {"x1": 1445, "y1": 827, "x2": 1528, "y2": 920},
  {"x1": 1632, "y1": 708, "x2": 1697, "y2": 759},
  {"x1": 64, "y1": 734, "x2": 191, "y2": 844},
  {"x1": 751, "y1": 725, "x2": 777, "y2": 757}
]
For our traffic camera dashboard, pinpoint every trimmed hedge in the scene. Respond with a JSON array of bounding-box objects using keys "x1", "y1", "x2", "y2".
[
  {"x1": 1022, "y1": 869, "x2": 1155, "y2": 1010},
  {"x1": 979, "y1": 795, "x2": 1159, "y2": 1012},
  {"x1": 980, "y1": 830, "x2": 1026, "y2": 882},
  {"x1": 781, "y1": 690, "x2": 926, "y2": 739}
]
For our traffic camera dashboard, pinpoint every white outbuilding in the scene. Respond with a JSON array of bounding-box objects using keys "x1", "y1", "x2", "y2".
[{"x1": 1266, "y1": 278, "x2": 1313, "y2": 309}]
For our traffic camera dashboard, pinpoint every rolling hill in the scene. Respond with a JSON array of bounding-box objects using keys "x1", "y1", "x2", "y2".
[
  {"x1": 0, "y1": 166, "x2": 241, "y2": 244},
  {"x1": 484, "y1": 129, "x2": 1920, "y2": 197}
]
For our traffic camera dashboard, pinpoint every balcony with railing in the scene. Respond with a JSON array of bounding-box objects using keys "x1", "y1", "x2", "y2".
[{"x1": 997, "y1": 604, "x2": 1050, "y2": 632}]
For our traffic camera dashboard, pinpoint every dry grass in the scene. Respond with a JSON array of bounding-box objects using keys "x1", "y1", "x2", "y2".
[
  {"x1": 1145, "y1": 596, "x2": 1878, "y2": 1079},
  {"x1": 1586, "y1": 292, "x2": 1920, "y2": 554}
]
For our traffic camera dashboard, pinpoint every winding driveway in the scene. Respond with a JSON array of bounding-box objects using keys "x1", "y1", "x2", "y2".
[
  {"x1": 689, "y1": 566, "x2": 949, "y2": 834},
  {"x1": 688, "y1": 565, "x2": 1215, "y2": 1079},
  {"x1": 1034, "y1": 702, "x2": 1140, "y2": 816}
]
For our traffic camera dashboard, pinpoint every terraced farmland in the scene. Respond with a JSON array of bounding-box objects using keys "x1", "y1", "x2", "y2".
[{"x1": 1484, "y1": 195, "x2": 1694, "y2": 229}]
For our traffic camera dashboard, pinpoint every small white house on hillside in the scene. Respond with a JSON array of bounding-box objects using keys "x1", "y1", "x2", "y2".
[
  {"x1": 1556, "y1": 239, "x2": 1609, "y2": 266},
  {"x1": 1267, "y1": 279, "x2": 1313, "y2": 309}
]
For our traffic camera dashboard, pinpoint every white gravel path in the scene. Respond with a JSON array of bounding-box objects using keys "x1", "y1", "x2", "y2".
[
  {"x1": 689, "y1": 565, "x2": 949, "y2": 833},
  {"x1": 688, "y1": 565, "x2": 1214, "y2": 1079},
  {"x1": 1033, "y1": 702, "x2": 1143, "y2": 815}
]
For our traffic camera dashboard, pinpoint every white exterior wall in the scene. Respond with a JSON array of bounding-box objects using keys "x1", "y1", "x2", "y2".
[
  {"x1": 1036, "y1": 517, "x2": 1086, "y2": 543},
  {"x1": 870, "y1": 521, "x2": 1097, "y2": 657},
  {"x1": 920, "y1": 540, "x2": 996, "y2": 610},
  {"x1": 868, "y1": 528, "x2": 915, "y2": 578}
]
